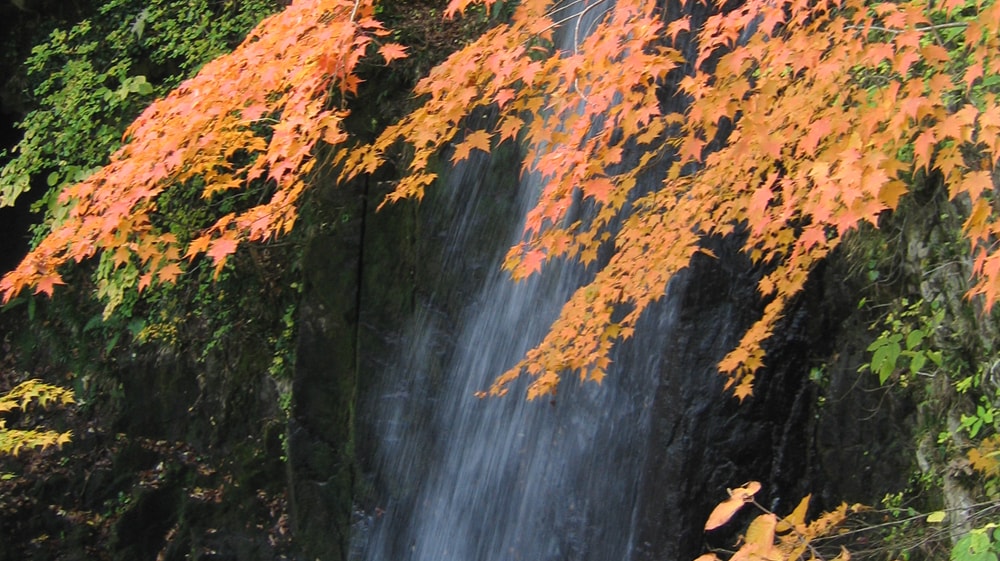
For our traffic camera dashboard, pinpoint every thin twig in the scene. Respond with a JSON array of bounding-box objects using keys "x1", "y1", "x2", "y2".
[{"x1": 846, "y1": 21, "x2": 969, "y2": 35}]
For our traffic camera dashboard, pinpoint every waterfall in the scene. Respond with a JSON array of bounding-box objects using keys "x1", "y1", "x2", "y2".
[
  {"x1": 348, "y1": 2, "x2": 692, "y2": 560},
  {"x1": 286, "y1": 1, "x2": 895, "y2": 559}
]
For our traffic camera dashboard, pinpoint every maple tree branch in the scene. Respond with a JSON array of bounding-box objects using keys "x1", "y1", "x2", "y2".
[
  {"x1": 545, "y1": 0, "x2": 592, "y2": 22},
  {"x1": 819, "y1": 500, "x2": 1000, "y2": 543},
  {"x1": 848, "y1": 21, "x2": 968, "y2": 36},
  {"x1": 923, "y1": 0, "x2": 949, "y2": 48},
  {"x1": 542, "y1": 0, "x2": 610, "y2": 41},
  {"x1": 573, "y1": 0, "x2": 611, "y2": 54}
]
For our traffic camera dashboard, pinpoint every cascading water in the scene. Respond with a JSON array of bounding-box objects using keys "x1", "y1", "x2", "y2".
[
  {"x1": 349, "y1": 2, "x2": 690, "y2": 560},
  {"x1": 294, "y1": 2, "x2": 902, "y2": 559}
]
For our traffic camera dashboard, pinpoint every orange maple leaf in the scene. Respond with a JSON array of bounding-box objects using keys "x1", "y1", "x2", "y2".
[
  {"x1": 157, "y1": 262, "x2": 185, "y2": 284},
  {"x1": 450, "y1": 129, "x2": 493, "y2": 163},
  {"x1": 912, "y1": 129, "x2": 936, "y2": 169},
  {"x1": 582, "y1": 177, "x2": 615, "y2": 204},
  {"x1": 515, "y1": 248, "x2": 546, "y2": 280},
  {"x1": 378, "y1": 43, "x2": 408, "y2": 64},
  {"x1": 207, "y1": 238, "x2": 239, "y2": 267},
  {"x1": 33, "y1": 274, "x2": 65, "y2": 298}
]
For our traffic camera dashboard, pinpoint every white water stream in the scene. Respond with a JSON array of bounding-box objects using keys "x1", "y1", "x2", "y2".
[{"x1": 350, "y1": 3, "x2": 680, "y2": 559}]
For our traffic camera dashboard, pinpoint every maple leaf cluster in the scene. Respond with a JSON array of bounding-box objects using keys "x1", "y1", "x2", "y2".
[
  {"x1": 4, "y1": 0, "x2": 1000, "y2": 401},
  {"x1": 368, "y1": 0, "x2": 1000, "y2": 401},
  {"x1": 697, "y1": 482, "x2": 858, "y2": 561},
  {"x1": 0, "y1": 379, "x2": 75, "y2": 457},
  {"x1": 0, "y1": 0, "x2": 405, "y2": 296}
]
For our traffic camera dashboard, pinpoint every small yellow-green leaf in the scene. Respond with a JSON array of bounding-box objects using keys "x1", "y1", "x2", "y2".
[{"x1": 926, "y1": 511, "x2": 947, "y2": 523}]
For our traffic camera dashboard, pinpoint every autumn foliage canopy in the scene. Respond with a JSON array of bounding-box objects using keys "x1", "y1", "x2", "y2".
[{"x1": 3, "y1": 0, "x2": 999, "y2": 399}]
